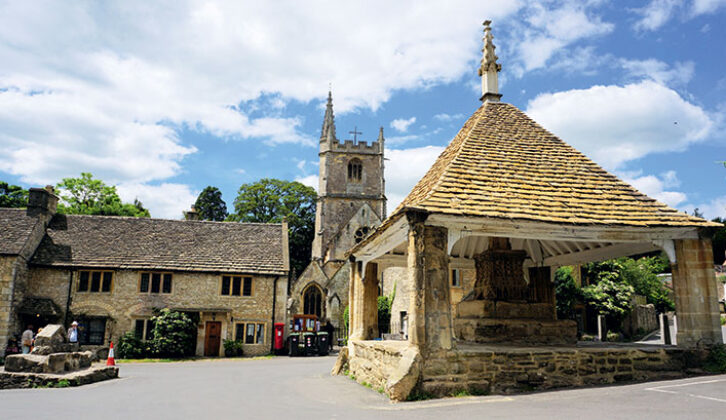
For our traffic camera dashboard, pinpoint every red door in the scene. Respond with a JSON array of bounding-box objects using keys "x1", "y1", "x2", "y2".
[{"x1": 204, "y1": 322, "x2": 221, "y2": 356}]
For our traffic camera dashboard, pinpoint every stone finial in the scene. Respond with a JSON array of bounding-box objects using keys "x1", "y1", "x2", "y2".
[
  {"x1": 377, "y1": 126, "x2": 385, "y2": 152},
  {"x1": 321, "y1": 89, "x2": 337, "y2": 143},
  {"x1": 478, "y1": 20, "x2": 502, "y2": 103}
]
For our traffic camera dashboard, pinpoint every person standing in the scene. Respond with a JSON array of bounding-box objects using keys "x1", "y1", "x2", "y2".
[
  {"x1": 67, "y1": 321, "x2": 79, "y2": 350},
  {"x1": 21, "y1": 325, "x2": 33, "y2": 354},
  {"x1": 323, "y1": 319, "x2": 335, "y2": 352}
]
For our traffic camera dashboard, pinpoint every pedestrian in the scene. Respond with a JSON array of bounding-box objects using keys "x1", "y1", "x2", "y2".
[
  {"x1": 324, "y1": 319, "x2": 335, "y2": 352},
  {"x1": 67, "y1": 321, "x2": 79, "y2": 349},
  {"x1": 21, "y1": 325, "x2": 33, "y2": 354}
]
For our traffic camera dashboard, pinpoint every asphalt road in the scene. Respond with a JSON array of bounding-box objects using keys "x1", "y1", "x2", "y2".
[{"x1": 2, "y1": 355, "x2": 726, "y2": 420}]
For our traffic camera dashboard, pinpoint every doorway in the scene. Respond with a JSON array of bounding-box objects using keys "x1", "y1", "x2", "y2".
[{"x1": 204, "y1": 321, "x2": 221, "y2": 356}]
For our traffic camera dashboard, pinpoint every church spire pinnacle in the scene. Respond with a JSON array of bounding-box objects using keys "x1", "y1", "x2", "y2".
[
  {"x1": 478, "y1": 20, "x2": 502, "y2": 103},
  {"x1": 321, "y1": 88, "x2": 337, "y2": 142}
]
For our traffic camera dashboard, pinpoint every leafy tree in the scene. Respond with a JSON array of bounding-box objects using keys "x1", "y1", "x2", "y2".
[
  {"x1": 619, "y1": 254, "x2": 674, "y2": 313},
  {"x1": 150, "y1": 309, "x2": 196, "y2": 358},
  {"x1": 0, "y1": 182, "x2": 28, "y2": 208},
  {"x1": 194, "y1": 186, "x2": 228, "y2": 221},
  {"x1": 56, "y1": 173, "x2": 150, "y2": 217},
  {"x1": 582, "y1": 277, "x2": 634, "y2": 334},
  {"x1": 554, "y1": 266, "x2": 580, "y2": 320},
  {"x1": 230, "y1": 178, "x2": 316, "y2": 276}
]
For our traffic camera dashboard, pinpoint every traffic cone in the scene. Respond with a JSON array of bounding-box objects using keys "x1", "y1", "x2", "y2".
[{"x1": 106, "y1": 341, "x2": 116, "y2": 366}]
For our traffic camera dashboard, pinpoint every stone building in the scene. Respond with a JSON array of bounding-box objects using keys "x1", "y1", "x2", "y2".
[
  {"x1": 288, "y1": 91, "x2": 387, "y2": 336},
  {"x1": 339, "y1": 22, "x2": 723, "y2": 400},
  {"x1": 1, "y1": 188, "x2": 289, "y2": 357}
]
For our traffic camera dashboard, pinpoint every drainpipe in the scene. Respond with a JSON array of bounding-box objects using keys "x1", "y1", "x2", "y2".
[
  {"x1": 64, "y1": 271, "x2": 73, "y2": 326},
  {"x1": 270, "y1": 276, "x2": 278, "y2": 354}
]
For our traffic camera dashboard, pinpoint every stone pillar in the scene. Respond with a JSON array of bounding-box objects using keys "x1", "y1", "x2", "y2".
[
  {"x1": 348, "y1": 259, "x2": 360, "y2": 340},
  {"x1": 672, "y1": 239, "x2": 722, "y2": 347},
  {"x1": 361, "y1": 263, "x2": 379, "y2": 340},
  {"x1": 406, "y1": 211, "x2": 453, "y2": 352}
]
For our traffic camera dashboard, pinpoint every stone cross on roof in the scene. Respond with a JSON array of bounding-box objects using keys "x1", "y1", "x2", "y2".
[{"x1": 478, "y1": 20, "x2": 502, "y2": 103}]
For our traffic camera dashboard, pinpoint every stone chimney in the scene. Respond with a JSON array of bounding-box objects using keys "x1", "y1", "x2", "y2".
[
  {"x1": 479, "y1": 20, "x2": 502, "y2": 103},
  {"x1": 184, "y1": 206, "x2": 200, "y2": 221},
  {"x1": 26, "y1": 185, "x2": 58, "y2": 219}
]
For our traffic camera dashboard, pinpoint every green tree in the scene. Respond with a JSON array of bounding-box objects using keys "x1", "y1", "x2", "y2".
[
  {"x1": 194, "y1": 186, "x2": 228, "y2": 221},
  {"x1": 150, "y1": 309, "x2": 196, "y2": 358},
  {"x1": 619, "y1": 254, "x2": 674, "y2": 313},
  {"x1": 56, "y1": 173, "x2": 150, "y2": 217},
  {"x1": 0, "y1": 182, "x2": 28, "y2": 208},
  {"x1": 554, "y1": 266, "x2": 580, "y2": 320},
  {"x1": 230, "y1": 178, "x2": 316, "y2": 276}
]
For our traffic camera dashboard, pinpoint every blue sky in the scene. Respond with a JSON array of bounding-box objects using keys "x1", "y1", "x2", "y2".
[{"x1": 0, "y1": 1, "x2": 724, "y2": 219}]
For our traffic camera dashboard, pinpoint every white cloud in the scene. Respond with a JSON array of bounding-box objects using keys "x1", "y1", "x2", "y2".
[
  {"x1": 116, "y1": 182, "x2": 199, "y2": 220},
  {"x1": 294, "y1": 175, "x2": 318, "y2": 192},
  {"x1": 691, "y1": 0, "x2": 726, "y2": 15},
  {"x1": 433, "y1": 113, "x2": 465, "y2": 122},
  {"x1": 390, "y1": 117, "x2": 417, "y2": 133},
  {"x1": 526, "y1": 81, "x2": 714, "y2": 171},
  {"x1": 620, "y1": 170, "x2": 687, "y2": 207},
  {"x1": 633, "y1": 0, "x2": 682, "y2": 32},
  {"x1": 385, "y1": 146, "x2": 445, "y2": 211},
  {"x1": 620, "y1": 59, "x2": 695, "y2": 86},
  {"x1": 681, "y1": 196, "x2": 726, "y2": 220}
]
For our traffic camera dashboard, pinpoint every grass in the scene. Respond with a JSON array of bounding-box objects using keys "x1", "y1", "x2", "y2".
[
  {"x1": 117, "y1": 355, "x2": 275, "y2": 363},
  {"x1": 32, "y1": 379, "x2": 71, "y2": 389}
]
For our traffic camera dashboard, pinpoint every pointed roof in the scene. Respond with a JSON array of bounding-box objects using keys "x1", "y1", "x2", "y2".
[
  {"x1": 394, "y1": 102, "x2": 714, "y2": 227},
  {"x1": 320, "y1": 90, "x2": 336, "y2": 141}
]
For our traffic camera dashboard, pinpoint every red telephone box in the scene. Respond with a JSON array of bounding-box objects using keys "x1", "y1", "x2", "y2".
[{"x1": 273, "y1": 323, "x2": 285, "y2": 352}]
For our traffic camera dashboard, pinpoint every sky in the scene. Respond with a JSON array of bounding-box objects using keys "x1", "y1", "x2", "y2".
[{"x1": 0, "y1": 0, "x2": 724, "y2": 220}]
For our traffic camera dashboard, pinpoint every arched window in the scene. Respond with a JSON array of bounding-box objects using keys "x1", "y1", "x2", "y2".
[
  {"x1": 303, "y1": 285, "x2": 323, "y2": 318},
  {"x1": 348, "y1": 159, "x2": 362, "y2": 182},
  {"x1": 354, "y1": 226, "x2": 370, "y2": 244}
]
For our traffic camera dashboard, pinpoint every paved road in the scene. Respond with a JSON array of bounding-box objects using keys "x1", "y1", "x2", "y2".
[{"x1": 2, "y1": 356, "x2": 726, "y2": 420}]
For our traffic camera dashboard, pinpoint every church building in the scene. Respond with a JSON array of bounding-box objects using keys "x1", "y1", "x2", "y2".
[{"x1": 287, "y1": 91, "x2": 386, "y2": 338}]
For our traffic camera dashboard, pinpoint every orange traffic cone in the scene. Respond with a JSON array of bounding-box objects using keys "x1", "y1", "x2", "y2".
[{"x1": 106, "y1": 341, "x2": 116, "y2": 366}]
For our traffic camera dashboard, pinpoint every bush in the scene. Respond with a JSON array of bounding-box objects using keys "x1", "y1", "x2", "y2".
[
  {"x1": 150, "y1": 309, "x2": 196, "y2": 358},
  {"x1": 117, "y1": 331, "x2": 147, "y2": 359},
  {"x1": 582, "y1": 278, "x2": 634, "y2": 333},
  {"x1": 703, "y1": 345, "x2": 726, "y2": 373},
  {"x1": 223, "y1": 339, "x2": 244, "y2": 357},
  {"x1": 377, "y1": 295, "x2": 391, "y2": 336},
  {"x1": 554, "y1": 266, "x2": 580, "y2": 320}
]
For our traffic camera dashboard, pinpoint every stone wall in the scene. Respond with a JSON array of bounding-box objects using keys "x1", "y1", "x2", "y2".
[{"x1": 25, "y1": 268, "x2": 286, "y2": 356}]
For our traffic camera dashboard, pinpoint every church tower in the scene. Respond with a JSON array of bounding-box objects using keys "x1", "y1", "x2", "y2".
[{"x1": 311, "y1": 91, "x2": 386, "y2": 262}]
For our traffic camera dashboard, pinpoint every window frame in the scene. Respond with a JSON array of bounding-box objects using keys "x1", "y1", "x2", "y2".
[
  {"x1": 77, "y1": 270, "x2": 114, "y2": 293},
  {"x1": 221, "y1": 275, "x2": 253, "y2": 297},
  {"x1": 347, "y1": 158, "x2": 363, "y2": 182},
  {"x1": 451, "y1": 268, "x2": 462, "y2": 288},
  {"x1": 134, "y1": 318, "x2": 155, "y2": 341},
  {"x1": 234, "y1": 321, "x2": 266, "y2": 344},
  {"x1": 138, "y1": 271, "x2": 173, "y2": 295}
]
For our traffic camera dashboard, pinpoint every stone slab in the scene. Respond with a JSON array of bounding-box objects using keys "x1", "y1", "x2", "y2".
[
  {"x1": 0, "y1": 365, "x2": 118, "y2": 389},
  {"x1": 455, "y1": 317, "x2": 577, "y2": 345},
  {"x1": 457, "y1": 300, "x2": 555, "y2": 320}
]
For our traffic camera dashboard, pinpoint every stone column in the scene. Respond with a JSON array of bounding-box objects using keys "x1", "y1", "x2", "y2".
[
  {"x1": 348, "y1": 258, "x2": 360, "y2": 340},
  {"x1": 406, "y1": 211, "x2": 453, "y2": 352},
  {"x1": 672, "y1": 238, "x2": 722, "y2": 347},
  {"x1": 361, "y1": 263, "x2": 379, "y2": 340}
]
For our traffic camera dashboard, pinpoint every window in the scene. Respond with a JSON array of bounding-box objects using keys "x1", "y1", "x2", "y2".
[
  {"x1": 354, "y1": 226, "x2": 370, "y2": 244},
  {"x1": 222, "y1": 276, "x2": 252, "y2": 296},
  {"x1": 347, "y1": 158, "x2": 362, "y2": 182},
  {"x1": 77, "y1": 271, "x2": 113, "y2": 293},
  {"x1": 235, "y1": 322, "x2": 265, "y2": 344},
  {"x1": 139, "y1": 272, "x2": 172, "y2": 294},
  {"x1": 303, "y1": 285, "x2": 323, "y2": 318},
  {"x1": 77, "y1": 317, "x2": 107, "y2": 345},
  {"x1": 134, "y1": 319, "x2": 155, "y2": 340},
  {"x1": 451, "y1": 268, "x2": 461, "y2": 287}
]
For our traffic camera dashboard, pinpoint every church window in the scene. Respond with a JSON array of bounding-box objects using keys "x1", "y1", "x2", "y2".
[
  {"x1": 348, "y1": 159, "x2": 363, "y2": 182},
  {"x1": 303, "y1": 285, "x2": 323, "y2": 318},
  {"x1": 354, "y1": 226, "x2": 371, "y2": 244}
]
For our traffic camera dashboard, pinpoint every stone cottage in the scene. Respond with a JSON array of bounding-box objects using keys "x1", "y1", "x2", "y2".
[
  {"x1": 1, "y1": 188, "x2": 289, "y2": 357},
  {"x1": 339, "y1": 22, "x2": 723, "y2": 400},
  {"x1": 288, "y1": 91, "x2": 389, "y2": 338}
]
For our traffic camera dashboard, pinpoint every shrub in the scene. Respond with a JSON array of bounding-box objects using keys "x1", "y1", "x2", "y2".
[
  {"x1": 582, "y1": 278, "x2": 634, "y2": 333},
  {"x1": 703, "y1": 345, "x2": 726, "y2": 373},
  {"x1": 150, "y1": 309, "x2": 196, "y2": 358},
  {"x1": 554, "y1": 266, "x2": 580, "y2": 320},
  {"x1": 117, "y1": 331, "x2": 147, "y2": 359},
  {"x1": 223, "y1": 339, "x2": 244, "y2": 357},
  {"x1": 377, "y1": 295, "x2": 392, "y2": 336}
]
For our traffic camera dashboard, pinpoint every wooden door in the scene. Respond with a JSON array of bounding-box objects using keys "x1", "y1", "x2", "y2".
[{"x1": 204, "y1": 321, "x2": 221, "y2": 356}]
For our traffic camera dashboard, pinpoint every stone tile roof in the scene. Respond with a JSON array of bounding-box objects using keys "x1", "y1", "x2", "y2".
[
  {"x1": 0, "y1": 208, "x2": 38, "y2": 255},
  {"x1": 31, "y1": 214, "x2": 287, "y2": 275},
  {"x1": 394, "y1": 102, "x2": 715, "y2": 227}
]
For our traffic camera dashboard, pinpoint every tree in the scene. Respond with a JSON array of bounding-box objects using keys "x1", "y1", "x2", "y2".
[
  {"x1": 56, "y1": 173, "x2": 150, "y2": 217},
  {"x1": 230, "y1": 178, "x2": 316, "y2": 276},
  {"x1": 619, "y1": 254, "x2": 674, "y2": 313},
  {"x1": 0, "y1": 182, "x2": 28, "y2": 208},
  {"x1": 554, "y1": 266, "x2": 580, "y2": 320},
  {"x1": 194, "y1": 186, "x2": 228, "y2": 221},
  {"x1": 582, "y1": 278, "x2": 634, "y2": 334},
  {"x1": 150, "y1": 309, "x2": 196, "y2": 358}
]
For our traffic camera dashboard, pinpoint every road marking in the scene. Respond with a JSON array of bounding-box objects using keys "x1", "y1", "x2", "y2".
[
  {"x1": 373, "y1": 396, "x2": 514, "y2": 410},
  {"x1": 645, "y1": 378, "x2": 726, "y2": 404}
]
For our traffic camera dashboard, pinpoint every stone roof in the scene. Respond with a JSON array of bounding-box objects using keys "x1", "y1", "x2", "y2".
[
  {"x1": 31, "y1": 214, "x2": 288, "y2": 275},
  {"x1": 394, "y1": 102, "x2": 715, "y2": 227},
  {"x1": 0, "y1": 208, "x2": 38, "y2": 255}
]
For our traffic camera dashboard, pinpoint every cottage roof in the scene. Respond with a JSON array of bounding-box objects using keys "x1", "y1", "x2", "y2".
[
  {"x1": 31, "y1": 214, "x2": 288, "y2": 275},
  {"x1": 394, "y1": 102, "x2": 715, "y2": 228},
  {"x1": 0, "y1": 208, "x2": 39, "y2": 255}
]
